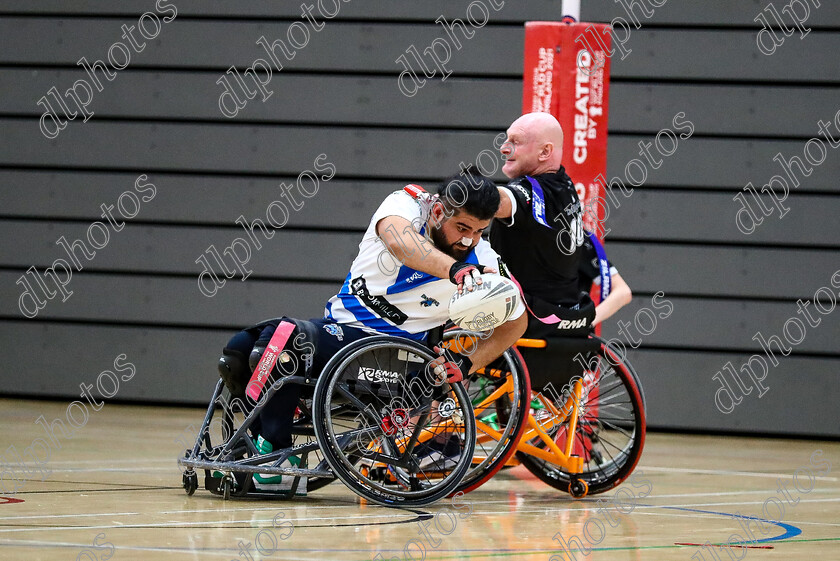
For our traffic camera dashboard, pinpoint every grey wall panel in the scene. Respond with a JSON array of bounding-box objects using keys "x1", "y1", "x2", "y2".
[
  {"x1": 1, "y1": 271, "x2": 337, "y2": 326},
  {"x1": 628, "y1": 349, "x2": 840, "y2": 437},
  {"x1": 6, "y1": 69, "x2": 839, "y2": 139},
  {"x1": 609, "y1": 83, "x2": 840, "y2": 138},
  {"x1": 603, "y1": 136, "x2": 840, "y2": 193},
  {"x1": 0, "y1": 320, "x2": 229, "y2": 403},
  {"x1": 0, "y1": 69, "x2": 523, "y2": 129},
  {"x1": 601, "y1": 295, "x2": 840, "y2": 355},
  {"x1": 608, "y1": 243, "x2": 840, "y2": 300},
  {"x1": 0, "y1": 120, "x2": 501, "y2": 178},
  {"x1": 607, "y1": 190, "x2": 839, "y2": 246},
  {"x1": 5, "y1": 120, "x2": 840, "y2": 193},
  {"x1": 4, "y1": 1, "x2": 840, "y2": 28},
  {"x1": 0, "y1": 171, "x2": 399, "y2": 228},
  {"x1": 4, "y1": 18, "x2": 839, "y2": 81},
  {"x1": 581, "y1": 0, "x2": 840, "y2": 27},
  {"x1": 0, "y1": 223, "x2": 360, "y2": 278},
  {"x1": 0, "y1": 18, "x2": 521, "y2": 74},
  {"x1": 609, "y1": 29, "x2": 840, "y2": 82},
  {"x1": 0, "y1": 2, "x2": 564, "y2": 22}
]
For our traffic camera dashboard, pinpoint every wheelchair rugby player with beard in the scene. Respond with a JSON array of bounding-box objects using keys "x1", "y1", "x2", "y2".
[{"x1": 204, "y1": 166, "x2": 526, "y2": 499}]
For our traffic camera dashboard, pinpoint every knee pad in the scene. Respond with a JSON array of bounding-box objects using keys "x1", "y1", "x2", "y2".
[
  {"x1": 218, "y1": 347, "x2": 250, "y2": 397},
  {"x1": 249, "y1": 344, "x2": 266, "y2": 373}
]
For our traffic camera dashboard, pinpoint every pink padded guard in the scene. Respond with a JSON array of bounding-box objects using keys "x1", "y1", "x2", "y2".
[{"x1": 245, "y1": 321, "x2": 297, "y2": 401}]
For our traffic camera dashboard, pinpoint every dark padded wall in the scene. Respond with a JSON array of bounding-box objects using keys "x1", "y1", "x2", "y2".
[{"x1": 1, "y1": 1, "x2": 838, "y2": 436}]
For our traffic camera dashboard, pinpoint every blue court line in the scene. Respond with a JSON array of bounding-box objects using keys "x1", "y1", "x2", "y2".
[{"x1": 660, "y1": 505, "x2": 802, "y2": 543}]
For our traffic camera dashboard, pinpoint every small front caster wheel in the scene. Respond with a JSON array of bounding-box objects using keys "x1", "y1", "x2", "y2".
[{"x1": 568, "y1": 479, "x2": 589, "y2": 499}]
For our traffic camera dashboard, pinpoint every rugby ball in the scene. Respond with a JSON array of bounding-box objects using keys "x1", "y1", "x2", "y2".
[{"x1": 448, "y1": 273, "x2": 520, "y2": 331}]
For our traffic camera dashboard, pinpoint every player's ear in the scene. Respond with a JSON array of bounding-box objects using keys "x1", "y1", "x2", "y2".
[
  {"x1": 430, "y1": 199, "x2": 447, "y2": 226},
  {"x1": 539, "y1": 142, "x2": 553, "y2": 161}
]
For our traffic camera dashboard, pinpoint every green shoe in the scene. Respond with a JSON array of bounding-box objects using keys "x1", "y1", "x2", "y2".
[{"x1": 251, "y1": 436, "x2": 307, "y2": 496}]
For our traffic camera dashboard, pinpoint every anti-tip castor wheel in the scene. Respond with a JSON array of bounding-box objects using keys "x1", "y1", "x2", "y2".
[{"x1": 568, "y1": 478, "x2": 589, "y2": 498}]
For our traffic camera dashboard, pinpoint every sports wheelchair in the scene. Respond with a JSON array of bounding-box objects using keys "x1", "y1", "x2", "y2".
[
  {"x1": 442, "y1": 330, "x2": 646, "y2": 497},
  {"x1": 178, "y1": 326, "x2": 476, "y2": 507}
]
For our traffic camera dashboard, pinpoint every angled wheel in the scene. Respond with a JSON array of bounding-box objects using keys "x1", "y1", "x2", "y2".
[
  {"x1": 221, "y1": 475, "x2": 234, "y2": 500},
  {"x1": 312, "y1": 336, "x2": 476, "y2": 506},
  {"x1": 182, "y1": 471, "x2": 198, "y2": 496},
  {"x1": 516, "y1": 336, "x2": 645, "y2": 496},
  {"x1": 442, "y1": 329, "x2": 531, "y2": 495}
]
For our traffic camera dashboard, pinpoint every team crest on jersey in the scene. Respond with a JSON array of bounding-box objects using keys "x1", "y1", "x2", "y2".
[
  {"x1": 323, "y1": 323, "x2": 344, "y2": 341},
  {"x1": 420, "y1": 294, "x2": 440, "y2": 307}
]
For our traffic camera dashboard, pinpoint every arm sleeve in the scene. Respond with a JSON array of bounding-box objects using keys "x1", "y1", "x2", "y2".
[
  {"x1": 498, "y1": 179, "x2": 531, "y2": 228},
  {"x1": 498, "y1": 187, "x2": 519, "y2": 227}
]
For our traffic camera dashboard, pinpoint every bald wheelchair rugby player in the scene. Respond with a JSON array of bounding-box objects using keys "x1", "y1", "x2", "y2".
[
  {"x1": 490, "y1": 112, "x2": 632, "y2": 386},
  {"x1": 216, "y1": 167, "x2": 527, "y2": 494}
]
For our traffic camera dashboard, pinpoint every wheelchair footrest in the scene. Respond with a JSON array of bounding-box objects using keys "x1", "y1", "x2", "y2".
[{"x1": 178, "y1": 457, "x2": 332, "y2": 478}]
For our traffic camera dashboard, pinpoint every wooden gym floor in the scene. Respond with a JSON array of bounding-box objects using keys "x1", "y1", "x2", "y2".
[{"x1": 1, "y1": 398, "x2": 838, "y2": 561}]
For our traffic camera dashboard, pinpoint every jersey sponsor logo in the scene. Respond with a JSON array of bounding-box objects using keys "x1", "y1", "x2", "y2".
[
  {"x1": 322, "y1": 323, "x2": 344, "y2": 341},
  {"x1": 349, "y1": 275, "x2": 408, "y2": 325},
  {"x1": 419, "y1": 293, "x2": 440, "y2": 307},
  {"x1": 599, "y1": 258, "x2": 611, "y2": 295},
  {"x1": 555, "y1": 318, "x2": 589, "y2": 330},
  {"x1": 358, "y1": 367, "x2": 400, "y2": 383},
  {"x1": 511, "y1": 182, "x2": 531, "y2": 203}
]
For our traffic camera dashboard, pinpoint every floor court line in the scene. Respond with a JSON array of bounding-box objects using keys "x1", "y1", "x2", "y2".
[
  {"x1": 641, "y1": 465, "x2": 838, "y2": 482},
  {"x1": 0, "y1": 512, "x2": 428, "y2": 532},
  {"x1": 634, "y1": 511, "x2": 840, "y2": 527}
]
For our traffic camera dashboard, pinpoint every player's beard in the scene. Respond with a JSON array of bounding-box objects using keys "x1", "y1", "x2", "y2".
[{"x1": 430, "y1": 224, "x2": 471, "y2": 261}]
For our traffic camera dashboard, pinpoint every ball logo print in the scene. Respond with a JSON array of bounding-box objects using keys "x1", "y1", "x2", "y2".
[{"x1": 448, "y1": 273, "x2": 520, "y2": 331}]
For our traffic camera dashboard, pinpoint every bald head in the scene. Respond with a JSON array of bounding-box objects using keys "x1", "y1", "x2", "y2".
[{"x1": 500, "y1": 112, "x2": 565, "y2": 179}]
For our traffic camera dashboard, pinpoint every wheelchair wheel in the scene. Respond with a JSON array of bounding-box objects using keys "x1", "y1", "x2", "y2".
[
  {"x1": 442, "y1": 329, "x2": 531, "y2": 495},
  {"x1": 516, "y1": 336, "x2": 645, "y2": 496},
  {"x1": 312, "y1": 336, "x2": 476, "y2": 506}
]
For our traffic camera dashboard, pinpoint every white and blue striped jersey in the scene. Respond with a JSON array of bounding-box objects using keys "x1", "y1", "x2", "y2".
[{"x1": 325, "y1": 189, "x2": 524, "y2": 340}]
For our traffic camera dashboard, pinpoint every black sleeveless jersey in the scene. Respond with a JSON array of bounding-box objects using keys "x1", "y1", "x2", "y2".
[{"x1": 489, "y1": 168, "x2": 585, "y2": 307}]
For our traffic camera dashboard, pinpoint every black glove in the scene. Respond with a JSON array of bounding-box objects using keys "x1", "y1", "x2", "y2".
[{"x1": 449, "y1": 262, "x2": 486, "y2": 292}]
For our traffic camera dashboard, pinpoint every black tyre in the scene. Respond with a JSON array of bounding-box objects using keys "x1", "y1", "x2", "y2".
[{"x1": 312, "y1": 336, "x2": 476, "y2": 506}]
